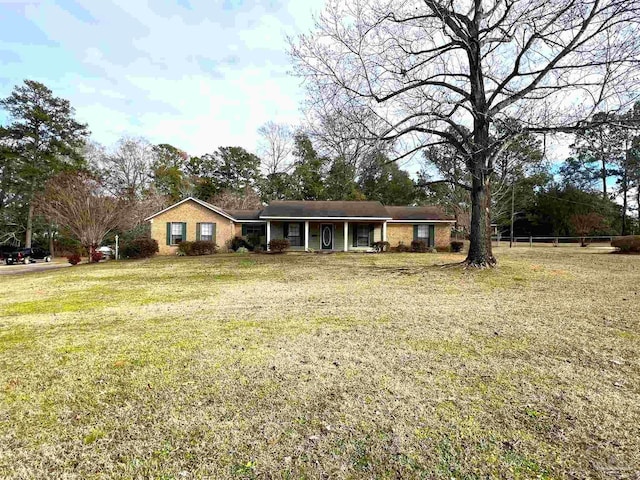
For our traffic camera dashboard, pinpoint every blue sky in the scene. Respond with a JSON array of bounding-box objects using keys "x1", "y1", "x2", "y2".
[{"x1": 0, "y1": 0, "x2": 325, "y2": 155}]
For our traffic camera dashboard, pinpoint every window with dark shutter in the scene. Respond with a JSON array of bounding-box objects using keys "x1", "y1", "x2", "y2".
[
  {"x1": 415, "y1": 224, "x2": 431, "y2": 245},
  {"x1": 200, "y1": 223, "x2": 214, "y2": 241},
  {"x1": 169, "y1": 222, "x2": 184, "y2": 245}
]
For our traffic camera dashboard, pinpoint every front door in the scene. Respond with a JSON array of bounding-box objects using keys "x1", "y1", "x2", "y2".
[{"x1": 321, "y1": 224, "x2": 334, "y2": 250}]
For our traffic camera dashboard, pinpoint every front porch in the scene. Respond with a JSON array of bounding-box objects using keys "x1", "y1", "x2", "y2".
[{"x1": 266, "y1": 221, "x2": 387, "y2": 252}]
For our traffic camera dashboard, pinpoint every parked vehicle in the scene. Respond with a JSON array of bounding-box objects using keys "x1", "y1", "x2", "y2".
[
  {"x1": 4, "y1": 247, "x2": 52, "y2": 265},
  {"x1": 97, "y1": 246, "x2": 114, "y2": 259},
  {"x1": 0, "y1": 245, "x2": 17, "y2": 262}
]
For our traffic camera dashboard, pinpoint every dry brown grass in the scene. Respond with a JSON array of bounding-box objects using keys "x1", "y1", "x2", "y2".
[{"x1": 0, "y1": 247, "x2": 638, "y2": 479}]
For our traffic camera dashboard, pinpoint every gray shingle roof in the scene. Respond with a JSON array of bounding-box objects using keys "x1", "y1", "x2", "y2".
[
  {"x1": 260, "y1": 201, "x2": 391, "y2": 218},
  {"x1": 224, "y1": 209, "x2": 263, "y2": 220},
  {"x1": 385, "y1": 205, "x2": 455, "y2": 221}
]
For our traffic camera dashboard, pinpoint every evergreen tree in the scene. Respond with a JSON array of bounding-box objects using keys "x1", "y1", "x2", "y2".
[{"x1": 0, "y1": 80, "x2": 88, "y2": 246}]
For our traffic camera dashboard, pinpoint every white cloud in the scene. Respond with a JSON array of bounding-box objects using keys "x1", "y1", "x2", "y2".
[{"x1": 2, "y1": 0, "x2": 325, "y2": 154}]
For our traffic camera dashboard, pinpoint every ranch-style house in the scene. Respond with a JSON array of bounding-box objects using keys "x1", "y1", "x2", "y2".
[{"x1": 145, "y1": 197, "x2": 456, "y2": 255}]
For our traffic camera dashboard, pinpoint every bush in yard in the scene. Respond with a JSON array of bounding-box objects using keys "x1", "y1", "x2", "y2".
[
  {"x1": 411, "y1": 240, "x2": 428, "y2": 253},
  {"x1": 191, "y1": 241, "x2": 217, "y2": 256},
  {"x1": 373, "y1": 241, "x2": 390, "y2": 253},
  {"x1": 246, "y1": 234, "x2": 262, "y2": 250},
  {"x1": 450, "y1": 241, "x2": 464, "y2": 253},
  {"x1": 236, "y1": 246, "x2": 249, "y2": 254},
  {"x1": 611, "y1": 235, "x2": 640, "y2": 253},
  {"x1": 228, "y1": 236, "x2": 252, "y2": 252},
  {"x1": 91, "y1": 250, "x2": 103, "y2": 263},
  {"x1": 269, "y1": 239, "x2": 290, "y2": 253},
  {"x1": 121, "y1": 237, "x2": 159, "y2": 259},
  {"x1": 177, "y1": 241, "x2": 193, "y2": 256},
  {"x1": 396, "y1": 242, "x2": 411, "y2": 252},
  {"x1": 178, "y1": 241, "x2": 217, "y2": 256},
  {"x1": 67, "y1": 254, "x2": 81, "y2": 265}
]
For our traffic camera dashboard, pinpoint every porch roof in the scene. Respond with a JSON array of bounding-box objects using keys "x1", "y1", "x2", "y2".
[{"x1": 260, "y1": 201, "x2": 391, "y2": 220}]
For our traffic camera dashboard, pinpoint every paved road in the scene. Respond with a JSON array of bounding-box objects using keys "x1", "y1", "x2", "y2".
[{"x1": 0, "y1": 261, "x2": 71, "y2": 276}]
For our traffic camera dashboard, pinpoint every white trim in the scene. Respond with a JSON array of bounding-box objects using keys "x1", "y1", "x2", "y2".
[
  {"x1": 387, "y1": 219, "x2": 454, "y2": 223},
  {"x1": 343, "y1": 221, "x2": 348, "y2": 252},
  {"x1": 260, "y1": 216, "x2": 392, "y2": 221},
  {"x1": 382, "y1": 221, "x2": 387, "y2": 242},
  {"x1": 304, "y1": 221, "x2": 309, "y2": 252},
  {"x1": 266, "y1": 221, "x2": 271, "y2": 251},
  {"x1": 144, "y1": 197, "x2": 236, "y2": 222},
  {"x1": 235, "y1": 220, "x2": 266, "y2": 223}
]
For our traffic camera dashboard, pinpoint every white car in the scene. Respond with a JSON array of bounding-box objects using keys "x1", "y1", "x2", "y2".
[{"x1": 97, "y1": 246, "x2": 114, "y2": 258}]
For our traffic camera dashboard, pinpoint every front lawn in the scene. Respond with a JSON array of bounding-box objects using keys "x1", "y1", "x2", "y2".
[{"x1": 0, "y1": 248, "x2": 638, "y2": 478}]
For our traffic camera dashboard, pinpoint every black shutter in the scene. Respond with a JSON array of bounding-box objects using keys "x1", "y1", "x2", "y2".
[
  {"x1": 166, "y1": 223, "x2": 171, "y2": 245},
  {"x1": 369, "y1": 224, "x2": 374, "y2": 246},
  {"x1": 182, "y1": 223, "x2": 187, "y2": 242},
  {"x1": 352, "y1": 223, "x2": 358, "y2": 247},
  {"x1": 413, "y1": 225, "x2": 419, "y2": 241},
  {"x1": 300, "y1": 222, "x2": 305, "y2": 245},
  {"x1": 242, "y1": 224, "x2": 247, "y2": 236},
  {"x1": 196, "y1": 223, "x2": 201, "y2": 241},
  {"x1": 283, "y1": 223, "x2": 289, "y2": 239},
  {"x1": 212, "y1": 223, "x2": 217, "y2": 244},
  {"x1": 429, "y1": 225, "x2": 435, "y2": 247}
]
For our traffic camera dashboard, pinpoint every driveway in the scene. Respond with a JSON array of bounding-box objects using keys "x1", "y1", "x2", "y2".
[{"x1": 0, "y1": 261, "x2": 71, "y2": 276}]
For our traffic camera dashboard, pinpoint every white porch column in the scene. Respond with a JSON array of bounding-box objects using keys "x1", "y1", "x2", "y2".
[
  {"x1": 382, "y1": 221, "x2": 387, "y2": 242},
  {"x1": 304, "y1": 221, "x2": 309, "y2": 251},
  {"x1": 266, "y1": 221, "x2": 271, "y2": 251},
  {"x1": 344, "y1": 221, "x2": 349, "y2": 252}
]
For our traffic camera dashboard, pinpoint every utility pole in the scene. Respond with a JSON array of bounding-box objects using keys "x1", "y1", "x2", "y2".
[{"x1": 509, "y1": 181, "x2": 515, "y2": 248}]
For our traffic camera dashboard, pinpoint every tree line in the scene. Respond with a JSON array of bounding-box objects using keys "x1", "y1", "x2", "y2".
[{"x1": 1, "y1": 77, "x2": 639, "y2": 258}]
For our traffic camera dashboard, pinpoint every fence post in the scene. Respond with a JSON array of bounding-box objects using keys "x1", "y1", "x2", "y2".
[{"x1": 529, "y1": 236, "x2": 533, "y2": 248}]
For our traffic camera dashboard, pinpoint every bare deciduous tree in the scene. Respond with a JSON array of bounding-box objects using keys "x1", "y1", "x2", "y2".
[
  {"x1": 570, "y1": 212, "x2": 606, "y2": 246},
  {"x1": 209, "y1": 187, "x2": 263, "y2": 210},
  {"x1": 35, "y1": 172, "x2": 127, "y2": 261},
  {"x1": 98, "y1": 137, "x2": 157, "y2": 199},
  {"x1": 257, "y1": 121, "x2": 294, "y2": 175},
  {"x1": 290, "y1": 0, "x2": 640, "y2": 267}
]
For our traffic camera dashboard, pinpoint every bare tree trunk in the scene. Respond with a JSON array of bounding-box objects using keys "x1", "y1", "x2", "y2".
[
  {"x1": 622, "y1": 146, "x2": 628, "y2": 235},
  {"x1": 466, "y1": 124, "x2": 496, "y2": 268},
  {"x1": 25, "y1": 203, "x2": 34, "y2": 248}
]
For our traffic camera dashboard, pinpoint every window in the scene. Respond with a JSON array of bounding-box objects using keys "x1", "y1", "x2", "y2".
[
  {"x1": 287, "y1": 223, "x2": 302, "y2": 246},
  {"x1": 170, "y1": 222, "x2": 184, "y2": 245},
  {"x1": 416, "y1": 224, "x2": 429, "y2": 241},
  {"x1": 200, "y1": 223, "x2": 213, "y2": 241},
  {"x1": 357, "y1": 224, "x2": 370, "y2": 247},
  {"x1": 243, "y1": 224, "x2": 264, "y2": 237}
]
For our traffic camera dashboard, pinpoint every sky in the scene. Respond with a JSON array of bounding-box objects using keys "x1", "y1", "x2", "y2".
[{"x1": 0, "y1": 0, "x2": 325, "y2": 156}]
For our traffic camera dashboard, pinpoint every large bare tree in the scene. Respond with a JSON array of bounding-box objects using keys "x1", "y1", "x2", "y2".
[
  {"x1": 98, "y1": 137, "x2": 157, "y2": 199},
  {"x1": 257, "y1": 121, "x2": 294, "y2": 176},
  {"x1": 290, "y1": 0, "x2": 640, "y2": 267}
]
